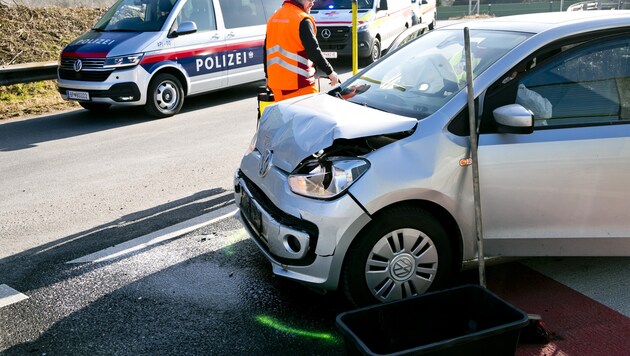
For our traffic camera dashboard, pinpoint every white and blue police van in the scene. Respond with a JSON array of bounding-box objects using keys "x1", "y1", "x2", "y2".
[{"x1": 58, "y1": 0, "x2": 278, "y2": 118}]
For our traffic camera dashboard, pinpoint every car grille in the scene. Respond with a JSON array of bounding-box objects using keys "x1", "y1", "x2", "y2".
[
  {"x1": 58, "y1": 57, "x2": 113, "y2": 82},
  {"x1": 317, "y1": 26, "x2": 350, "y2": 44},
  {"x1": 240, "y1": 172, "x2": 318, "y2": 239},
  {"x1": 239, "y1": 171, "x2": 319, "y2": 265}
]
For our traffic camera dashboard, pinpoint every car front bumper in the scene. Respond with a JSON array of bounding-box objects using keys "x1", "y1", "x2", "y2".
[{"x1": 234, "y1": 165, "x2": 370, "y2": 290}]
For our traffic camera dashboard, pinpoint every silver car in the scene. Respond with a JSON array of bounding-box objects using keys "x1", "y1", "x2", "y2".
[{"x1": 235, "y1": 11, "x2": 630, "y2": 306}]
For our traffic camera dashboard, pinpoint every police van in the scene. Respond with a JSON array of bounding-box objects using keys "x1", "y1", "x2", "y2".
[
  {"x1": 57, "y1": 0, "x2": 277, "y2": 118},
  {"x1": 311, "y1": 0, "x2": 414, "y2": 65}
]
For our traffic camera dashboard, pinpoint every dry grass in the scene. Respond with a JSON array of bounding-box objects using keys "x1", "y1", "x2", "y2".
[{"x1": 0, "y1": 4, "x2": 105, "y2": 121}]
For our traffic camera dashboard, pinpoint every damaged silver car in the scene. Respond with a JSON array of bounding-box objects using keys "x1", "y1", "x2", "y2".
[{"x1": 235, "y1": 11, "x2": 630, "y2": 306}]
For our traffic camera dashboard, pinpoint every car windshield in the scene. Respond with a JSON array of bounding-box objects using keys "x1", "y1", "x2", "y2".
[
  {"x1": 92, "y1": 0, "x2": 175, "y2": 32},
  {"x1": 335, "y1": 29, "x2": 532, "y2": 119},
  {"x1": 313, "y1": 0, "x2": 374, "y2": 10}
]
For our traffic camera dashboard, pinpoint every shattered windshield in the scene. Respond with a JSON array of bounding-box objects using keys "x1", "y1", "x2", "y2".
[
  {"x1": 92, "y1": 0, "x2": 175, "y2": 32},
  {"x1": 313, "y1": 0, "x2": 374, "y2": 10},
  {"x1": 335, "y1": 29, "x2": 532, "y2": 119}
]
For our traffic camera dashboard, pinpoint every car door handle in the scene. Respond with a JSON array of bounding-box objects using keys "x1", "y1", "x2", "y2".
[
  {"x1": 227, "y1": 32, "x2": 235, "y2": 38},
  {"x1": 211, "y1": 33, "x2": 220, "y2": 40}
]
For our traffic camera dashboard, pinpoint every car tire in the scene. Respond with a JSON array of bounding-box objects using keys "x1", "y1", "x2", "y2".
[
  {"x1": 145, "y1": 73, "x2": 184, "y2": 118},
  {"x1": 79, "y1": 102, "x2": 111, "y2": 112},
  {"x1": 362, "y1": 38, "x2": 381, "y2": 66},
  {"x1": 342, "y1": 205, "x2": 454, "y2": 307}
]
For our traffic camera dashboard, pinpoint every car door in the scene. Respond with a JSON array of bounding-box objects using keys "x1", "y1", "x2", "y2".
[
  {"x1": 170, "y1": 0, "x2": 226, "y2": 94},
  {"x1": 217, "y1": 0, "x2": 268, "y2": 86},
  {"x1": 477, "y1": 33, "x2": 630, "y2": 256}
]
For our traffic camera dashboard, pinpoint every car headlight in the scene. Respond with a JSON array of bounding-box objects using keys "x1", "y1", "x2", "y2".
[
  {"x1": 103, "y1": 53, "x2": 144, "y2": 69},
  {"x1": 288, "y1": 157, "x2": 370, "y2": 199}
]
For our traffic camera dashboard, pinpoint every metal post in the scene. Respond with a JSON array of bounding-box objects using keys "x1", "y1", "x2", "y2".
[
  {"x1": 464, "y1": 27, "x2": 486, "y2": 288},
  {"x1": 352, "y1": 0, "x2": 358, "y2": 74}
]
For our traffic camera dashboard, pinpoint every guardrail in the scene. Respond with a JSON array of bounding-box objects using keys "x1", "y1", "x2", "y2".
[{"x1": 0, "y1": 61, "x2": 57, "y2": 86}]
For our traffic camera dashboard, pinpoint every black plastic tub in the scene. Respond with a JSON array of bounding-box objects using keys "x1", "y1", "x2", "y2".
[{"x1": 336, "y1": 284, "x2": 529, "y2": 356}]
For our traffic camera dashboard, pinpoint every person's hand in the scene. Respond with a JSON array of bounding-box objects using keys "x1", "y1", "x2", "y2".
[{"x1": 328, "y1": 71, "x2": 340, "y2": 86}]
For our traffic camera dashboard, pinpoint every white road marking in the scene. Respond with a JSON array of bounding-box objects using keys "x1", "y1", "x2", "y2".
[
  {"x1": 0, "y1": 284, "x2": 29, "y2": 308},
  {"x1": 67, "y1": 205, "x2": 238, "y2": 264}
]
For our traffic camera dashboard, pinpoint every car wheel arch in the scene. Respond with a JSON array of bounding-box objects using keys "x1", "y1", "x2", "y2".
[{"x1": 339, "y1": 200, "x2": 462, "y2": 306}]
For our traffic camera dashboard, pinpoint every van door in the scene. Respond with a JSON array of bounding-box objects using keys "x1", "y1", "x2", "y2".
[
  {"x1": 377, "y1": 0, "x2": 407, "y2": 50},
  {"x1": 216, "y1": 0, "x2": 269, "y2": 86},
  {"x1": 172, "y1": 0, "x2": 226, "y2": 94}
]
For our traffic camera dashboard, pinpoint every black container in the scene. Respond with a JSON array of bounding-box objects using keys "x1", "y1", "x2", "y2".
[{"x1": 336, "y1": 284, "x2": 529, "y2": 356}]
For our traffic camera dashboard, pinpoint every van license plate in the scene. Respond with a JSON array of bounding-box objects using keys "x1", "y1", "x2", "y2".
[
  {"x1": 322, "y1": 52, "x2": 337, "y2": 59},
  {"x1": 67, "y1": 90, "x2": 90, "y2": 101}
]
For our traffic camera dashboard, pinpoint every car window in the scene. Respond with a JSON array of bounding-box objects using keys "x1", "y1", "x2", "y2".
[
  {"x1": 219, "y1": 0, "x2": 268, "y2": 28},
  {"x1": 517, "y1": 35, "x2": 630, "y2": 128},
  {"x1": 177, "y1": 0, "x2": 216, "y2": 32}
]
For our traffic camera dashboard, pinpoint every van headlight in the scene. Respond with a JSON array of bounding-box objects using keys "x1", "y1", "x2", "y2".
[
  {"x1": 103, "y1": 53, "x2": 144, "y2": 69},
  {"x1": 288, "y1": 157, "x2": 369, "y2": 199}
]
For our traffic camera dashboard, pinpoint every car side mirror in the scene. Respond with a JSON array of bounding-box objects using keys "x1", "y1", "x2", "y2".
[
  {"x1": 377, "y1": 0, "x2": 388, "y2": 11},
  {"x1": 169, "y1": 21, "x2": 197, "y2": 38},
  {"x1": 492, "y1": 104, "x2": 534, "y2": 134}
]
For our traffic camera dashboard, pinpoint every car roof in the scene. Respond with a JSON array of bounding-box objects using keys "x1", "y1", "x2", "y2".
[{"x1": 442, "y1": 10, "x2": 630, "y2": 34}]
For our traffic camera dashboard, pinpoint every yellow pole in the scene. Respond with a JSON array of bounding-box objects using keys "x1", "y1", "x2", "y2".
[{"x1": 352, "y1": 0, "x2": 358, "y2": 74}]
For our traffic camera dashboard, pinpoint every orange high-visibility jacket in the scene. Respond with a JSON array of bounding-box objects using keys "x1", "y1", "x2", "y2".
[{"x1": 266, "y1": 2, "x2": 316, "y2": 91}]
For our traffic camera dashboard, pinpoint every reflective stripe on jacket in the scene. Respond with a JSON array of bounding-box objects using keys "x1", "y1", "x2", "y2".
[{"x1": 266, "y1": 2, "x2": 316, "y2": 91}]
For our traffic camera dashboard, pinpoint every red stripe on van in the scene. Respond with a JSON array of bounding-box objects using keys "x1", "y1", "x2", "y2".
[
  {"x1": 61, "y1": 52, "x2": 108, "y2": 58},
  {"x1": 140, "y1": 40, "x2": 264, "y2": 65}
]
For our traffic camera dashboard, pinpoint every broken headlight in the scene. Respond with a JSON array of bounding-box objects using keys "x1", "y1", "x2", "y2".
[{"x1": 288, "y1": 157, "x2": 369, "y2": 199}]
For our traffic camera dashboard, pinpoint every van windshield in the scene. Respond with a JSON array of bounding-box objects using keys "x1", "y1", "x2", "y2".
[
  {"x1": 335, "y1": 29, "x2": 532, "y2": 119},
  {"x1": 312, "y1": 0, "x2": 374, "y2": 10},
  {"x1": 92, "y1": 0, "x2": 175, "y2": 32}
]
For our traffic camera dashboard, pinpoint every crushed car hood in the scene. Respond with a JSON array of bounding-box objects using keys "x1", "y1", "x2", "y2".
[{"x1": 256, "y1": 94, "x2": 418, "y2": 173}]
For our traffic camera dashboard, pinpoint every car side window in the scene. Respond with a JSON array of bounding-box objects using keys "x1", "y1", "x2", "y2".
[
  {"x1": 219, "y1": 0, "x2": 267, "y2": 29},
  {"x1": 520, "y1": 35, "x2": 630, "y2": 128},
  {"x1": 481, "y1": 34, "x2": 630, "y2": 132},
  {"x1": 178, "y1": 0, "x2": 217, "y2": 32}
]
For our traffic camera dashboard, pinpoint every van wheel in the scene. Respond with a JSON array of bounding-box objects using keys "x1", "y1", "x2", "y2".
[
  {"x1": 79, "y1": 102, "x2": 111, "y2": 112},
  {"x1": 362, "y1": 38, "x2": 381, "y2": 66},
  {"x1": 341, "y1": 206, "x2": 454, "y2": 307},
  {"x1": 145, "y1": 73, "x2": 184, "y2": 118}
]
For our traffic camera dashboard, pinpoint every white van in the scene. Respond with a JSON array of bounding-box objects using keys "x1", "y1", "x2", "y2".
[
  {"x1": 57, "y1": 0, "x2": 277, "y2": 118},
  {"x1": 311, "y1": 0, "x2": 414, "y2": 64},
  {"x1": 411, "y1": 0, "x2": 437, "y2": 30}
]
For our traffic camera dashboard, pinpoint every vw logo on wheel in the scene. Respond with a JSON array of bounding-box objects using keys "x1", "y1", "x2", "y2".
[
  {"x1": 321, "y1": 29, "x2": 332, "y2": 39},
  {"x1": 259, "y1": 149, "x2": 273, "y2": 177},
  {"x1": 391, "y1": 254, "x2": 415, "y2": 281},
  {"x1": 73, "y1": 59, "x2": 83, "y2": 72}
]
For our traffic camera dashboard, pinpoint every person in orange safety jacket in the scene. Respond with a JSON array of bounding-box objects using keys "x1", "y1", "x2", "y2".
[{"x1": 265, "y1": 0, "x2": 340, "y2": 102}]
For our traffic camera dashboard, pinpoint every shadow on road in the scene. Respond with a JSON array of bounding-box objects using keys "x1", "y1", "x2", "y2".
[
  {"x1": 0, "y1": 81, "x2": 265, "y2": 152},
  {"x1": 0, "y1": 187, "x2": 233, "y2": 292}
]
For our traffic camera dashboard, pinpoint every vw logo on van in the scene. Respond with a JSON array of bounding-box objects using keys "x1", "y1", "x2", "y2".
[
  {"x1": 259, "y1": 149, "x2": 273, "y2": 177},
  {"x1": 73, "y1": 59, "x2": 83, "y2": 72},
  {"x1": 321, "y1": 29, "x2": 332, "y2": 39}
]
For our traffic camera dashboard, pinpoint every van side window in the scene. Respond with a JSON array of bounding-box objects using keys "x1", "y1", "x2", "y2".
[
  {"x1": 219, "y1": 0, "x2": 267, "y2": 28},
  {"x1": 178, "y1": 0, "x2": 216, "y2": 32}
]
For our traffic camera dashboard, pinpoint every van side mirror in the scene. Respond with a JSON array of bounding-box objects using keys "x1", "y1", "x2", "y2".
[
  {"x1": 169, "y1": 21, "x2": 197, "y2": 38},
  {"x1": 377, "y1": 0, "x2": 388, "y2": 11},
  {"x1": 492, "y1": 104, "x2": 534, "y2": 134}
]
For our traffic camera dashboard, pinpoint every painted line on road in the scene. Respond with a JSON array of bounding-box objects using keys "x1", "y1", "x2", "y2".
[
  {"x1": 67, "y1": 205, "x2": 238, "y2": 264},
  {"x1": 0, "y1": 284, "x2": 29, "y2": 309}
]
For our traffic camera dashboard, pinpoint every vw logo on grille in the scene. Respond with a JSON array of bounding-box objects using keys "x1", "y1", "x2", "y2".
[
  {"x1": 259, "y1": 149, "x2": 273, "y2": 177},
  {"x1": 73, "y1": 59, "x2": 83, "y2": 72},
  {"x1": 321, "y1": 29, "x2": 332, "y2": 39}
]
